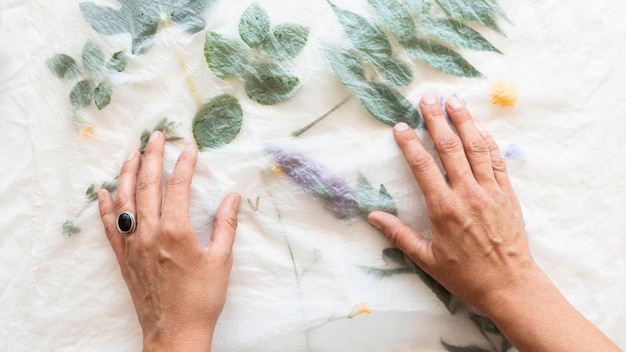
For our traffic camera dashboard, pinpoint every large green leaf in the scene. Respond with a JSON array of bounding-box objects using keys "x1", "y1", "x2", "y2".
[
  {"x1": 367, "y1": 0, "x2": 416, "y2": 45},
  {"x1": 70, "y1": 79, "x2": 95, "y2": 109},
  {"x1": 80, "y1": 0, "x2": 214, "y2": 54},
  {"x1": 328, "y1": 1, "x2": 392, "y2": 65},
  {"x1": 359, "y1": 82, "x2": 422, "y2": 128},
  {"x1": 82, "y1": 42, "x2": 105, "y2": 75},
  {"x1": 243, "y1": 62, "x2": 301, "y2": 105},
  {"x1": 47, "y1": 54, "x2": 81, "y2": 79},
  {"x1": 434, "y1": 0, "x2": 503, "y2": 33},
  {"x1": 204, "y1": 32, "x2": 248, "y2": 79},
  {"x1": 263, "y1": 24, "x2": 310, "y2": 61},
  {"x1": 325, "y1": 47, "x2": 367, "y2": 91},
  {"x1": 407, "y1": 38, "x2": 484, "y2": 77},
  {"x1": 239, "y1": 2, "x2": 271, "y2": 48},
  {"x1": 193, "y1": 94, "x2": 243, "y2": 150},
  {"x1": 420, "y1": 18, "x2": 501, "y2": 53},
  {"x1": 94, "y1": 81, "x2": 112, "y2": 110}
]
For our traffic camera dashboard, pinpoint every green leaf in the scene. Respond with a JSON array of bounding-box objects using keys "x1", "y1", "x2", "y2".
[
  {"x1": 378, "y1": 184, "x2": 398, "y2": 215},
  {"x1": 434, "y1": 0, "x2": 503, "y2": 33},
  {"x1": 406, "y1": 38, "x2": 484, "y2": 78},
  {"x1": 325, "y1": 47, "x2": 367, "y2": 91},
  {"x1": 94, "y1": 81, "x2": 113, "y2": 110},
  {"x1": 193, "y1": 94, "x2": 243, "y2": 150},
  {"x1": 420, "y1": 18, "x2": 501, "y2": 53},
  {"x1": 441, "y1": 341, "x2": 491, "y2": 352},
  {"x1": 382, "y1": 59, "x2": 413, "y2": 86},
  {"x1": 401, "y1": 0, "x2": 433, "y2": 17},
  {"x1": 328, "y1": 1, "x2": 393, "y2": 65},
  {"x1": 101, "y1": 179, "x2": 119, "y2": 193},
  {"x1": 204, "y1": 32, "x2": 248, "y2": 79},
  {"x1": 263, "y1": 24, "x2": 310, "y2": 61},
  {"x1": 80, "y1": 0, "x2": 213, "y2": 54},
  {"x1": 359, "y1": 82, "x2": 422, "y2": 128},
  {"x1": 62, "y1": 220, "x2": 81, "y2": 235},
  {"x1": 47, "y1": 54, "x2": 81, "y2": 79},
  {"x1": 107, "y1": 51, "x2": 128, "y2": 72},
  {"x1": 356, "y1": 174, "x2": 378, "y2": 213},
  {"x1": 244, "y1": 63, "x2": 301, "y2": 105},
  {"x1": 382, "y1": 248, "x2": 407, "y2": 266},
  {"x1": 367, "y1": 0, "x2": 416, "y2": 45},
  {"x1": 82, "y1": 42, "x2": 105, "y2": 75},
  {"x1": 469, "y1": 314, "x2": 501, "y2": 334},
  {"x1": 239, "y1": 2, "x2": 271, "y2": 48},
  {"x1": 70, "y1": 80, "x2": 95, "y2": 109},
  {"x1": 86, "y1": 184, "x2": 95, "y2": 196}
]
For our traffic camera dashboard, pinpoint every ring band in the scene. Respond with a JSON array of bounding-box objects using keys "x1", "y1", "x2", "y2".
[{"x1": 117, "y1": 211, "x2": 136, "y2": 235}]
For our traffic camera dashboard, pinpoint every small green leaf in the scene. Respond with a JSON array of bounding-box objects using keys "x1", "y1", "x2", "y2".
[
  {"x1": 244, "y1": 63, "x2": 301, "y2": 105},
  {"x1": 193, "y1": 94, "x2": 243, "y2": 150},
  {"x1": 94, "y1": 81, "x2": 113, "y2": 110},
  {"x1": 47, "y1": 54, "x2": 81, "y2": 79},
  {"x1": 70, "y1": 80, "x2": 95, "y2": 109},
  {"x1": 328, "y1": 1, "x2": 393, "y2": 65},
  {"x1": 62, "y1": 219, "x2": 81, "y2": 235},
  {"x1": 420, "y1": 18, "x2": 501, "y2": 53},
  {"x1": 407, "y1": 38, "x2": 484, "y2": 78},
  {"x1": 239, "y1": 2, "x2": 271, "y2": 48},
  {"x1": 263, "y1": 24, "x2": 310, "y2": 61},
  {"x1": 441, "y1": 341, "x2": 491, "y2": 352},
  {"x1": 204, "y1": 32, "x2": 248, "y2": 79},
  {"x1": 140, "y1": 130, "x2": 150, "y2": 153},
  {"x1": 356, "y1": 174, "x2": 378, "y2": 213},
  {"x1": 86, "y1": 184, "x2": 96, "y2": 196},
  {"x1": 382, "y1": 248, "x2": 407, "y2": 266},
  {"x1": 107, "y1": 51, "x2": 128, "y2": 72},
  {"x1": 82, "y1": 41, "x2": 106, "y2": 75},
  {"x1": 382, "y1": 59, "x2": 413, "y2": 86},
  {"x1": 379, "y1": 184, "x2": 398, "y2": 215},
  {"x1": 359, "y1": 82, "x2": 422, "y2": 128},
  {"x1": 367, "y1": 0, "x2": 416, "y2": 45}
]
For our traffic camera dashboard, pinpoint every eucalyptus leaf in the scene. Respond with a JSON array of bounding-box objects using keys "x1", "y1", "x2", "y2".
[
  {"x1": 382, "y1": 59, "x2": 413, "y2": 86},
  {"x1": 367, "y1": 0, "x2": 416, "y2": 45},
  {"x1": 239, "y1": 2, "x2": 271, "y2": 48},
  {"x1": 359, "y1": 82, "x2": 422, "y2": 128},
  {"x1": 328, "y1": 1, "x2": 392, "y2": 65},
  {"x1": 420, "y1": 18, "x2": 501, "y2": 53},
  {"x1": 407, "y1": 38, "x2": 484, "y2": 78},
  {"x1": 441, "y1": 342, "x2": 491, "y2": 352},
  {"x1": 193, "y1": 94, "x2": 243, "y2": 150},
  {"x1": 94, "y1": 81, "x2": 113, "y2": 110},
  {"x1": 244, "y1": 62, "x2": 301, "y2": 105},
  {"x1": 107, "y1": 51, "x2": 128, "y2": 72},
  {"x1": 70, "y1": 80, "x2": 95, "y2": 109},
  {"x1": 263, "y1": 24, "x2": 310, "y2": 61},
  {"x1": 434, "y1": 0, "x2": 503, "y2": 33},
  {"x1": 47, "y1": 54, "x2": 81, "y2": 79},
  {"x1": 204, "y1": 32, "x2": 248, "y2": 79},
  {"x1": 82, "y1": 42, "x2": 105, "y2": 75},
  {"x1": 80, "y1": 0, "x2": 214, "y2": 54}
]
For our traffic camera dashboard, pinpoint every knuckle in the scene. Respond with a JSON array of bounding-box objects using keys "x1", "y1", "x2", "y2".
[
  {"x1": 166, "y1": 173, "x2": 188, "y2": 188},
  {"x1": 216, "y1": 215, "x2": 238, "y2": 233},
  {"x1": 406, "y1": 150, "x2": 435, "y2": 171},
  {"x1": 437, "y1": 133, "x2": 463, "y2": 153},
  {"x1": 491, "y1": 157, "x2": 508, "y2": 174},
  {"x1": 114, "y1": 192, "x2": 131, "y2": 210},
  {"x1": 136, "y1": 172, "x2": 158, "y2": 192},
  {"x1": 466, "y1": 139, "x2": 489, "y2": 155}
]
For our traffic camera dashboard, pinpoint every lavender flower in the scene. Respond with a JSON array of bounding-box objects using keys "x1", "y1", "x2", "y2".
[{"x1": 504, "y1": 143, "x2": 524, "y2": 160}]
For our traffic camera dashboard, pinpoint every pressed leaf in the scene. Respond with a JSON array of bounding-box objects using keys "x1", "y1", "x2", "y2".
[
  {"x1": 94, "y1": 81, "x2": 113, "y2": 110},
  {"x1": 470, "y1": 314, "x2": 501, "y2": 334},
  {"x1": 70, "y1": 80, "x2": 95, "y2": 109},
  {"x1": 62, "y1": 220, "x2": 81, "y2": 235},
  {"x1": 359, "y1": 82, "x2": 422, "y2": 128},
  {"x1": 204, "y1": 32, "x2": 248, "y2": 79},
  {"x1": 82, "y1": 42, "x2": 105, "y2": 75},
  {"x1": 382, "y1": 247, "x2": 407, "y2": 266},
  {"x1": 239, "y1": 2, "x2": 271, "y2": 48},
  {"x1": 355, "y1": 174, "x2": 377, "y2": 213},
  {"x1": 80, "y1": 0, "x2": 213, "y2": 54},
  {"x1": 193, "y1": 94, "x2": 243, "y2": 150},
  {"x1": 434, "y1": 0, "x2": 503, "y2": 33},
  {"x1": 441, "y1": 341, "x2": 491, "y2": 352},
  {"x1": 107, "y1": 51, "x2": 128, "y2": 72},
  {"x1": 407, "y1": 38, "x2": 484, "y2": 77},
  {"x1": 328, "y1": 1, "x2": 392, "y2": 65},
  {"x1": 382, "y1": 59, "x2": 413, "y2": 86},
  {"x1": 244, "y1": 62, "x2": 301, "y2": 105},
  {"x1": 86, "y1": 184, "x2": 96, "y2": 196},
  {"x1": 367, "y1": 0, "x2": 416, "y2": 45},
  {"x1": 379, "y1": 184, "x2": 398, "y2": 215},
  {"x1": 401, "y1": 0, "x2": 433, "y2": 18},
  {"x1": 263, "y1": 24, "x2": 310, "y2": 61},
  {"x1": 421, "y1": 18, "x2": 501, "y2": 53},
  {"x1": 47, "y1": 54, "x2": 81, "y2": 79},
  {"x1": 325, "y1": 47, "x2": 367, "y2": 91}
]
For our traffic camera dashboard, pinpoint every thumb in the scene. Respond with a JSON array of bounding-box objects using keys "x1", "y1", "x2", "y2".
[
  {"x1": 207, "y1": 193, "x2": 241, "y2": 254},
  {"x1": 368, "y1": 211, "x2": 435, "y2": 271}
]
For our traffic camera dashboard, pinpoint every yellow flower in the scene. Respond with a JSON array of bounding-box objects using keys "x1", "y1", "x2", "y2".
[
  {"x1": 81, "y1": 124, "x2": 95, "y2": 139},
  {"x1": 358, "y1": 302, "x2": 371, "y2": 315},
  {"x1": 272, "y1": 162, "x2": 285, "y2": 177},
  {"x1": 491, "y1": 80, "x2": 518, "y2": 107},
  {"x1": 347, "y1": 301, "x2": 371, "y2": 318}
]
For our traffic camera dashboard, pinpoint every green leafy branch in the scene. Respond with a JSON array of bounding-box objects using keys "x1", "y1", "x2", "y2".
[{"x1": 47, "y1": 41, "x2": 127, "y2": 112}]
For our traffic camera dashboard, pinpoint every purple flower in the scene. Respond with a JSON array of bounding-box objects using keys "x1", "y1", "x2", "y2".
[
  {"x1": 265, "y1": 145, "x2": 359, "y2": 219},
  {"x1": 504, "y1": 143, "x2": 524, "y2": 160}
]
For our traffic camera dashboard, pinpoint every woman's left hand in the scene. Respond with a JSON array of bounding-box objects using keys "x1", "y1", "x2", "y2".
[{"x1": 98, "y1": 131, "x2": 241, "y2": 352}]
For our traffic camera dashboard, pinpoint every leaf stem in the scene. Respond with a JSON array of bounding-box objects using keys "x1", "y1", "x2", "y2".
[{"x1": 291, "y1": 96, "x2": 351, "y2": 137}]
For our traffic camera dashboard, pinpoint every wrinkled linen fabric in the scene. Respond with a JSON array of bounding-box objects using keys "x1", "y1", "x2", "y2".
[{"x1": 1, "y1": 0, "x2": 625, "y2": 351}]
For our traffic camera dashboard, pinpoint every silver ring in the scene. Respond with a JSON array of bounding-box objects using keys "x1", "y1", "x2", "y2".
[{"x1": 117, "y1": 211, "x2": 136, "y2": 236}]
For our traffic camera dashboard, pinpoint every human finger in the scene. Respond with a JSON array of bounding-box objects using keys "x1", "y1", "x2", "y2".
[
  {"x1": 420, "y1": 94, "x2": 474, "y2": 186},
  {"x1": 135, "y1": 131, "x2": 165, "y2": 227},
  {"x1": 482, "y1": 131, "x2": 514, "y2": 192},
  {"x1": 98, "y1": 189, "x2": 126, "y2": 266},
  {"x1": 162, "y1": 144, "x2": 198, "y2": 224},
  {"x1": 207, "y1": 193, "x2": 241, "y2": 255},
  {"x1": 368, "y1": 211, "x2": 435, "y2": 271},
  {"x1": 113, "y1": 150, "x2": 141, "y2": 236},
  {"x1": 446, "y1": 97, "x2": 496, "y2": 186}
]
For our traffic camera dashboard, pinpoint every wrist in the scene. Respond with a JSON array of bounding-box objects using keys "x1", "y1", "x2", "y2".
[{"x1": 142, "y1": 324, "x2": 215, "y2": 352}]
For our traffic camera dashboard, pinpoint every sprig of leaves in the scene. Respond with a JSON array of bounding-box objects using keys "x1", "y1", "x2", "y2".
[
  {"x1": 204, "y1": 2, "x2": 309, "y2": 106},
  {"x1": 79, "y1": 0, "x2": 214, "y2": 54},
  {"x1": 48, "y1": 41, "x2": 127, "y2": 111},
  {"x1": 139, "y1": 118, "x2": 183, "y2": 153}
]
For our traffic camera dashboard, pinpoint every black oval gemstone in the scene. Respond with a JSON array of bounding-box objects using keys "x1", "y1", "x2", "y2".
[{"x1": 117, "y1": 212, "x2": 134, "y2": 233}]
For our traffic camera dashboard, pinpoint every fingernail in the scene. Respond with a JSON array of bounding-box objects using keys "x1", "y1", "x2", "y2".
[
  {"x1": 184, "y1": 143, "x2": 195, "y2": 153},
  {"x1": 126, "y1": 150, "x2": 137, "y2": 161},
  {"x1": 230, "y1": 194, "x2": 242, "y2": 210},
  {"x1": 422, "y1": 94, "x2": 437, "y2": 105},
  {"x1": 368, "y1": 217, "x2": 381, "y2": 230},
  {"x1": 448, "y1": 97, "x2": 464, "y2": 110},
  {"x1": 149, "y1": 131, "x2": 161, "y2": 143},
  {"x1": 394, "y1": 122, "x2": 409, "y2": 132},
  {"x1": 477, "y1": 126, "x2": 488, "y2": 137}
]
